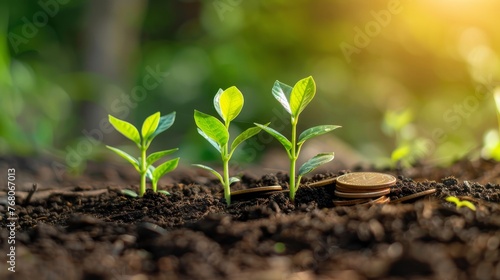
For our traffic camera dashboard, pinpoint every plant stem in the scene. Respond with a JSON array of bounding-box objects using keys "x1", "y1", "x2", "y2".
[
  {"x1": 223, "y1": 144, "x2": 231, "y2": 205},
  {"x1": 289, "y1": 119, "x2": 298, "y2": 201},
  {"x1": 223, "y1": 158, "x2": 231, "y2": 205},
  {"x1": 140, "y1": 147, "x2": 147, "y2": 196},
  {"x1": 152, "y1": 180, "x2": 157, "y2": 193}
]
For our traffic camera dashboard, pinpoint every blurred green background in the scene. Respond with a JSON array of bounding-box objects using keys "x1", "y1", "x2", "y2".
[{"x1": 2, "y1": 0, "x2": 500, "y2": 172}]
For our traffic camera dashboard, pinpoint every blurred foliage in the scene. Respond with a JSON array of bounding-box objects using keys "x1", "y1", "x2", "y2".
[
  {"x1": 481, "y1": 87, "x2": 500, "y2": 160},
  {"x1": 381, "y1": 109, "x2": 430, "y2": 168},
  {"x1": 2, "y1": 0, "x2": 500, "y2": 169}
]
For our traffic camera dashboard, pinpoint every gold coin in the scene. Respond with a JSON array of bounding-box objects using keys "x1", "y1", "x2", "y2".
[
  {"x1": 335, "y1": 188, "x2": 391, "y2": 199},
  {"x1": 333, "y1": 197, "x2": 371, "y2": 206},
  {"x1": 335, "y1": 184, "x2": 389, "y2": 193},
  {"x1": 360, "y1": 195, "x2": 390, "y2": 205},
  {"x1": 336, "y1": 172, "x2": 396, "y2": 190}
]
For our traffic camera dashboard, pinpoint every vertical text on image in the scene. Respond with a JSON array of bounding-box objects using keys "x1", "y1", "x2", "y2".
[{"x1": 6, "y1": 168, "x2": 17, "y2": 273}]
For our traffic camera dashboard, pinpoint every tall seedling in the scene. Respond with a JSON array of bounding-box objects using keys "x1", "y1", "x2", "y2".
[
  {"x1": 194, "y1": 87, "x2": 264, "y2": 205},
  {"x1": 106, "y1": 112, "x2": 180, "y2": 197},
  {"x1": 256, "y1": 76, "x2": 341, "y2": 201}
]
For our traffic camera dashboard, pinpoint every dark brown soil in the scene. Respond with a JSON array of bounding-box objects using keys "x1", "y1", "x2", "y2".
[{"x1": 1, "y1": 157, "x2": 500, "y2": 280}]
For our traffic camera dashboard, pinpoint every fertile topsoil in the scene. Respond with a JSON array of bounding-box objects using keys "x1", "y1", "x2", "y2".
[{"x1": 1, "y1": 157, "x2": 500, "y2": 280}]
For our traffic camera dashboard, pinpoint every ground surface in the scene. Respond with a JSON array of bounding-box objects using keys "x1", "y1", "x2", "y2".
[{"x1": 0, "y1": 157, "x2": 500, "y2": 280}]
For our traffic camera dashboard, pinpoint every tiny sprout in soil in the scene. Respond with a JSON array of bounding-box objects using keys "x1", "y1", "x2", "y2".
[
  {"x1": 255, "y1": 76, "x2": 341, "y2": 201},
  {"x1": 445, "y1": 196, "x2": 476, "y2": 211},
  {"x1": 106, "y1": 112, "x2": 180, "y2": 197},
  {"x1": 194, "y1": 86, "x2": 264, "y2": 205}
]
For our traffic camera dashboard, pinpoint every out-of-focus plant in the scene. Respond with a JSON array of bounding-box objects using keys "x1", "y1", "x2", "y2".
[
  {"x1": 382, "y1": 109, "x2": 429, "y2": 168},
  {"x1": 481, "y1": 87, "x2": 500, "y2": 160},
  {"x1": 481, "y1": 130, "x2": 500, "y2": 160},
  {"x1": 0, "y1": 14, "x2": 72, "y2": 156}
]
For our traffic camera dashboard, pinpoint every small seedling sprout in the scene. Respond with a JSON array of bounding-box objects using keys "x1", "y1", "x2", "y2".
[
  {"x1": 194, "y1": 86, "x2": 264, "y2": 205},
  {"x1": 106, "y1": 112, "x2": 180, "y2": 197},
  {"x1": 445, "y1": 196, "x2": 476, "y2": 211},
  {"x1": 255, "y1": 76, "x2": 341, "y2": 201},
  {"x1": 382, "y1": 109, "x2": 429, "y2": 168}
]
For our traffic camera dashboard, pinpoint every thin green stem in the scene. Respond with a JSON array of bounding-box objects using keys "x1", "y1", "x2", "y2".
[
  {"x1": 289, "y1": 118, "x2": 298, "y2": 201},
  {"x1": 223, "y1": 144, "x2": 231, "y2": 205},
  {"x1": 152, "y1": 180, "x2": 157, "y2": 193},
  {"x1": 140, "y1": 147, "x2": 147, "y2": 196}
]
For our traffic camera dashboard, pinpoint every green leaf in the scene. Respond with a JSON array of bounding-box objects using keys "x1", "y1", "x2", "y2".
[
  {"x1": 121, "y1": 189, "x2": 138, "y2": 198},
  {"x1": 194, "y1": 110, "x2": 229, "y2": 147},
  {"x1": 197, "y1": 128, "x2": 221, "y2": 153},
  {"x1": 445, "y1": 196, "x2": 476, "y2": 211},
  {"x1": 157, "y1": 190, "x2": 171, "y2": 196},
  {"x1": 108, "y1": 115, "x2": 141, "y2": 145},
  {"x1": 272, "y1": 80, "x2": 292, "y2": 115},
  {"x1": 255, "y1": 123, "x2": 292, "y2": 151},
  {"x1": 383, "y1": 109, "x2": 413, "y2": 134},
  {"x1": 193, "y1": 164, "x2": 224, "y2": 183},
  {"x1": 229, "y1": 177, "x2": 240, "y2": 185},
  {"x1": 290, "y1": 76, "x2": 316, "y2": 118},
  {"x1": 146, "y1": 165, "x2": 155, "y2": 181},
  {"x1": 445, "y1": 196, "x2": 460, "y2": 204},
  {"x1": 391, "y1": 144, "x2": 411, "y2": 162},
  {"x1": 459, "y1": 201, "x2": 476, "y2": 211},
  {"x1": 151, "y1": 112, "x2": 176, "y2": 140},
  {"x1": 230, "y1": 125, "x2": 265, "y2": 154},
  {"x1": 141, "y1": 112, "x2": 160, "y2": 143},
  {"x1": 219, "y1": 86, "x2": 244, "y2": 124},
  {"x1": 213, "y1": 88, "x2": 224, "y2": 120},
  {"x1": 298, "y1": 153, "x2": 334, "y2": 176},
  {"x1": 106, "y1": 146, "x2": 140, "y2": 171},
  {"x1": 147, "y1": 148, "x2": 179, "y2": 166},
  {"x1": 153, "y1": 157, "x2": 179, "y2": 182},
  {"x1": 298, "y1": 125, "x2": 341, "y2": 145}
]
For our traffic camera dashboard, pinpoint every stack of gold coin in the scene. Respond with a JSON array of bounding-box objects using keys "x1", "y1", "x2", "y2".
[{"x1": 333, "y1": 172, "x2": 396, "y2": 206}]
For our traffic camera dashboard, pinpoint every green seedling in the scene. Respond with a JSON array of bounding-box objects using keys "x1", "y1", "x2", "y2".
[
  {"x1": 255, "y1": 76, "x2": 341, "y2": 201},
  {"x1": 482, "y1": 87, "x2": 500, "y2": 160},
  {"x1": 106, "y1": 112, "x2": 180, "y2": 197},
  {"x1": 382, "y1": 109, "x2": 429, "y2": 168},
  {"x1": 194, "y1": 86, "x2": 264, "y2": 205},
  {"x1": 445, "y1": 196, "x2": 476, "y2": 211},
  {"x1": 495, "y1": 87, "x2": 500, "y2": 133}
]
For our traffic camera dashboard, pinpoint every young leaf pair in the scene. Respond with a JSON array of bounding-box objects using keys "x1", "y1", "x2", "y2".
[
  {"x1": 194, "y1": 87, "x2": 264, "y2": 205},
  {"x1": 256, "y1": 76, "x2": 341, "y2": 201},
  {"x1": 445, "y1": 196, "x2": 476, "y2": 211},
  {"x1": 106, "y1": 112, "x2": 179, "y2": 197}
]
